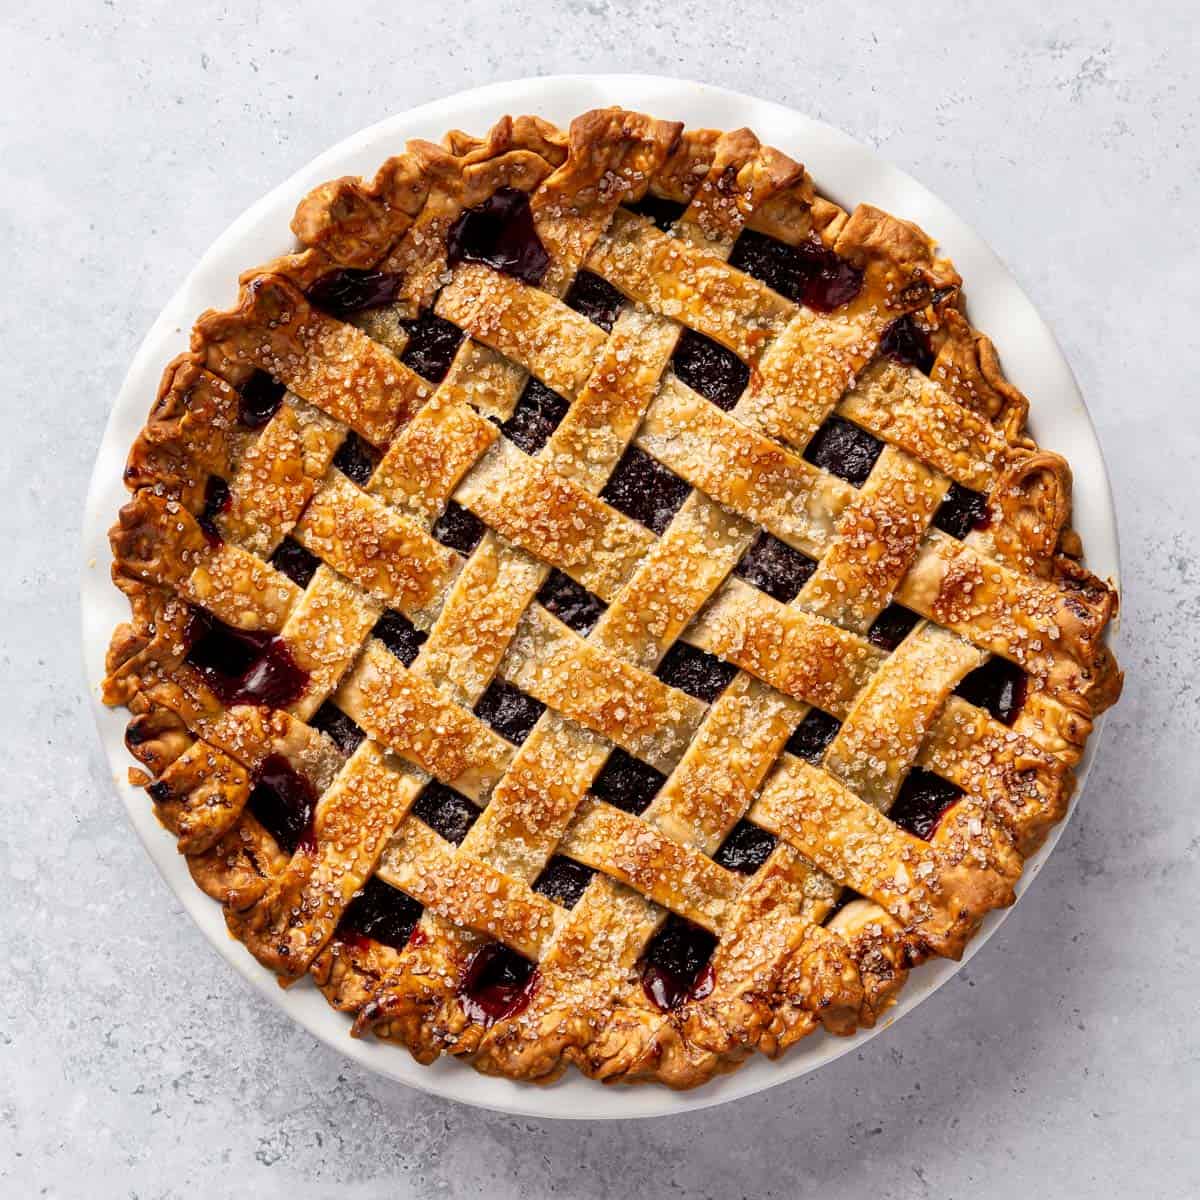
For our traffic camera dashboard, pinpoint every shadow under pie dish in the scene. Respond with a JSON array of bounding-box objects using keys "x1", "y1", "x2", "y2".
[{"x1": 101, "y1": 106, "x2": 1123, "y2": 1090}]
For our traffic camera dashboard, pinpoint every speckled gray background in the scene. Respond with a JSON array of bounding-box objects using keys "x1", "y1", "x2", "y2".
[{"x1": 3, "y1": 2, "x2": 1197, "y2": 1196}]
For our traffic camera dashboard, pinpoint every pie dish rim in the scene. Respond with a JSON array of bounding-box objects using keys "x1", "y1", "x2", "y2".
[{"x1": 80, "y1": 72, "x2": 1120, "y2": 1120}]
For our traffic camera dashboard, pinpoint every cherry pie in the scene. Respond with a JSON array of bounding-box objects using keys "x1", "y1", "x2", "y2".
[{"x1": 103, "y1": 108, "x2": 1122, "y2": 1088}]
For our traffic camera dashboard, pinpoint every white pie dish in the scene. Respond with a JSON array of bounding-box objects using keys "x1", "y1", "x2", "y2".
[{"x1": 80, "y1": 72, "x2": 1120, "y2": 1121}]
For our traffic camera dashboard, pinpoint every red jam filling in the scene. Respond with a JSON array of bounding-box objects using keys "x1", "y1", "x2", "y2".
[
  {"x1": 457, "y1": 943, "x2": 538, "y2": 1024},
  {"x1": 399, "y1": 312, "x2": 465, "y2": 382},
  {"x1": 599, "y1": 446, "x2": 691, "y2": 535},
  {"x1": 734, "y1": 531, "x2": 817, "y2": 603},
  {"x1": 867, "y1": 603, "x2": 921, "y2": 652},
  {"x1": 268, "y1": 537, "x2": 320, "y2": 588},
  {"x1": 196, "y1": 475, "x2": 231, "y2": 545},
  {"x1": 474, "y1": 679, "x2": 546, "y2": 746},
  {"x1": 671, "y1": 328, "x2": 749, "y2": 411},
  {"x1": 655, "y1": 642, "x2": 738, "y2": 704},
  {"x1": 713, "y1": 820, "x2": 777, "y2": 875},
  {"x1": 411, "y1": 782, "x2": 478, "y2": 846},
  {"x1": 500, "y1": 378, "x2": 570, "y2": 455},
  {"x1": 185, "y1": 610, "x2": 309, "y2": 709},
  {"x1": 879, "y1": 314, "x2": 935, "y2": 374},
  {"x1": 532, "y1": 855, "x2": 596, "y2": 910},
  {"x1": 803, "y1": 416, "x2": 884, "y2": 487},
  {"x1": 590, "y1": 748, "x2": 666, "y2": 817},
  {"x1": 563, "y1": 269, "x2": 626, "y2": 331},
  {"x1": 309, "y1": 700, "x2": 366, "y2": 756},
  {"x1": 730, "y1": 229, "x2": 864, "y2": 312},
  {"x1": 430, "y1": 500, "x2": 486, "y2": 556},
  {"x1": 305, "y1": 268, "x2": 403, "y2": 318},
  {"x1": 785, "y1": 707, "x2": 842, "y2": 763},
  {"x1": 640, "y1": 915, "x2": 717, "y2": 1011},
  {"x1": 446, "y1": 187, "x2": 549, "y2": 286},
  {"x1": 248, "y1": 753, "x2": 318, "y2": 855},
  {"x1": 372, "y1": 609, "x2": 427, "y2": 667},
  {"x1": 889, "y1": 768, "x2": 963, "y2": 841},
  {"x1": 536, "y1": 569, "x2": 606, "y2": 636},
  {"x1": 238, "y1": 370, "x2": 285, "y2": 429},
  {"x1": 335, "y1": 876, "x2": 423, "y2": 952},
  {"x1": 934, "y1": 482, "x2": 991, "y2": 539},
  {"x1": 332, "y1": 431, "x2": 380, "y2": 486},
  {"x1": 955, "y1": 657, "x2": 1027, "y2": 725}
]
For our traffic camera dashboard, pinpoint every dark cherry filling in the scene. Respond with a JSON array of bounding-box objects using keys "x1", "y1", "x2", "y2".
[
  {"x1": 714, "y1": 820, "x2": 777, "y2": 874},
  {"x1": 672, "y1": 328, "x2": 749, "y2": 411},
  {"x1": 729, "y1": 230, "x2": 794, "y2": 294},
  {"x1": 411, "y1": 781, "x2": 478, "y2": 846},
  {"x1": 954, "y1": 656, "x2": 1027, "y2": 725},
  {"x1": 786, "y1": 707, "x2": 842, "y2": 763},
  {"x1": 879, "y1": 314, "x2": 935, "y2": 374},
  {"x1": 591, "y1": 748, "x2": 665, "y2": 816},
  {"x1": 735, "y1": 532, "x2": 817, "y2": 603},
  {"x1": 533, "y1": 855, "x2": 596, "y2": 909},
  {"x1": 248, "y1": 753, "x2": 318, "y2": 854},
  {"x1": 789, "y1": 237, "x2": 866, "y2": 311},
  {"x1": 197, "y1": 475, "x2": 231, "y2": 544},
  {"x1": 626, "y1": 193, "x2": 688, "y2": 232},
  {"x1": 889, "y1": 768, "x2": 963, "y2": 841},
  {"x1": 934, "y1": 482, "x2": 991, "y2": 540},
  {"x1": 563, "y1": 269, "x2": 626, "y2": 332},
  {"x1": 146, "y1": 779, "x2": 171, "y2": 805},
  {"x1": 238, "y1": 370, "x2": 286, "y2": 428},
  {"x1": 372, "y1": 609, "x2": 427, "y2": 667},
  {"x1": 332, "y1": 431, "x2": 380, "y2": 486},
  {"x1": 309, "y1": 700, "x2": 366, "y2": 756},
  {"x1": 536, "y1": 569, "x2": 606, "y2": 636},
  {"x1": 446, "y1": 187, "x2": 549, "y2": 286},
  {"x1": 803, "y1": 416, "x2": 884, "y2": 487},
  {"x1": 124, "y1": 719, "x2": 154, "y2": 750},
  {"x1": 730, "y1": 229, "x2": 864, "y2": 313},
  {"x1": 431, "y1": 500, "x2": 486, "y2": 556},
  {"x1": 867, "y1": 603, "x2": 921, "y2": 652},
  {"x1": 640, "y1": 915, "x2": 717, "y2": 1012},
  {"x1": 336, "y1": 876, "x2": 423, "y2": 951},
  {"x1": 474, "y1": 679, "x2": 546, "y2": 745},
  {"x1": 185, "y1": 610, "x2": 309, "y2": 709},
  {"x1": 655, "y1": 641, "x2": 738, "y2": 704},
  {"x1": 600, "y1": 446, "x2": 691, "y2": 535},
  {"x1": 458, "y1": 942, "x2": 538, "y2": 1025},
  {"x1": 398, "y1": 312, "x2": 464, "y2": 383},
  {"x1": 501, "y1": 378, "x2": 570, "y2": 455},
  {"x1": 305, "y1": 268, "x2": 403, "y2": 318},
  {"x1": 269, "y1": 536, "x2": 320, "y2": 588}
]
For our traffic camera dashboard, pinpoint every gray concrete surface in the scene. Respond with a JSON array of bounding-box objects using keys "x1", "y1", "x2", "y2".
[{"x1": 2, "y1": 2, "x2": 1197, "y2": 1196}]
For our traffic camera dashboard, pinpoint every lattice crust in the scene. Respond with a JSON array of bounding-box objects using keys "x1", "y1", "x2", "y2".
[{"x1": 104, "y1": 108, "x2": 1122, "y2": 1090}]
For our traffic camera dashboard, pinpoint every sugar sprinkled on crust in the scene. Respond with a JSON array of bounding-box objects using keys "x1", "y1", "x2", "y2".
[{"x1": 104, "y1": 106, "x2": 1120, "y2": 1090}]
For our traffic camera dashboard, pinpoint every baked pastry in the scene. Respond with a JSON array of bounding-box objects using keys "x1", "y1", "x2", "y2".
[{"x1": 103, "y1": 107, "x2": 1122, "y2": 1089}]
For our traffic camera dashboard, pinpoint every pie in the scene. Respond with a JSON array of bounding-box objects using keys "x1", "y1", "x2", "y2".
[{"x1": 102, "y1": 107, "x2": 1122, "y2": 1089}]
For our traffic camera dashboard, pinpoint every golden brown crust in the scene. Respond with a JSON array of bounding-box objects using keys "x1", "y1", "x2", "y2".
[
  {"x1": 102, "y1": 106, "x2": 1122, "y2": 1090},
  {"x1": 932, "y1": 308, "x2": 1031, "y2": 441},
  {"x1": 290, "y1": 114, "x2": 566, "y2": 272},
  {"x1": 148, "y1": 739, "x2": 251, "y2": 855},
  {"x1": 122, "y1": 358, "x2": 242, "y2": 507}
]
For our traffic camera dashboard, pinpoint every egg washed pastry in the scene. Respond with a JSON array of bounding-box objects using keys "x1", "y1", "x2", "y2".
[{"x1": 103, "y1": 108, "x2": 1122, "y2": 1088}]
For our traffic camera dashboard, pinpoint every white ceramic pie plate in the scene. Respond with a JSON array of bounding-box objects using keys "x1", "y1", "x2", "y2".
[{"x1": 80, "y1": 74, "x2": 1120, "y2": 1121}]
